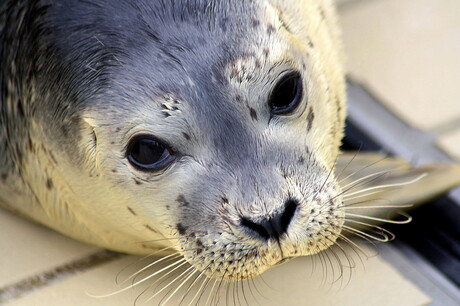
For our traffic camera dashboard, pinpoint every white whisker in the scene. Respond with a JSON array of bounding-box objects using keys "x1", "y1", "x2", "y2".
[
  {"x1": 205, "y1": 278, "x2": 219, "y2": 306},
  {"x1": 343, "y1": 190, "x2": 388, "y2": 200},
  {"x1": 146, "y1": 263, "x2": 193, "y2": 302},
  {"x1": 340, "y1": 168, "x2": 391, "y2": 189},
  {"x1": 342, "y1": 224, "x2": 392, "y2": 242},
  {"x1": 159, "y1": 267, "x2": 197, "y2": 305},
  {"x1": 342, "y1": 204, "x2": 413, "y2": 210},
  {"x1": 338, "y1": 233, "x2": 376, "y2": 259},
  {"x1": 121, "y1": 252, "x2": 182, "y2": 285},
  {"x1": 88, "y1": 258, "x2": 186, "y2": 298},
  {"x1": 182, "y1": 270, "x2": 207, "y2": 306},
  {"x1": 343, "y1": 173, "x2": 427, "y2": 198},
  {"x1": 346, "y1": 212, "x2": 412, "y2": 224},
  {"x1": 116, "y1": 246, "x2": 176, "y2": 285},
  {"x1": 338, "y1": 155, "x2": 390, "y2": 184}
]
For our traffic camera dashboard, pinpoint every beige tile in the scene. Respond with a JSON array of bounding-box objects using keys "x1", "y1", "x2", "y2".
[
  {"x1": 336, "y1": 0, "x2": 356, "y2": 5},
  {"x1": 8, "y1": 247, "x2": 430, "y2": 306},
  {"x1": 0, "y1": 208, "x2": 99, "y2": 288},
  {"x1": 438, "y1": 129, "x2": 460, "y2": 161},
  {"x1": 339, "y1": 0, "x2": 460, "y2": 130}
]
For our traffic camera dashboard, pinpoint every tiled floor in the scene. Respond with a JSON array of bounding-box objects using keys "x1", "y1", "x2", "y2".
[
  {"x1": 0, "y1": 207, "x2": 430, "y2": 305},
  {"x1": 338, "y1": 0, "x2": 460, "y2": 159},
  {"x1": 2, "y1": 1, "x2": 460, "y2": 305}
]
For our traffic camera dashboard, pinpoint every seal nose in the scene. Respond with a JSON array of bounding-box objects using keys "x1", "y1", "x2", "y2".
[{"x1": 241, "y1": 199, "x2": 299, "y2": 241}]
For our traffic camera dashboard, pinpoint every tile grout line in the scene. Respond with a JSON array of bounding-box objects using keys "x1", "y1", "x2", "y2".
[{"x1": 0, "y1": 250, "x2": 124, "y2": 304}]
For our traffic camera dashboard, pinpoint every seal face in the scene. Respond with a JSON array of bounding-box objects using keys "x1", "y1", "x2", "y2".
[{"x1": 0, "y1": 0, "x2": 346, "y2": 280}]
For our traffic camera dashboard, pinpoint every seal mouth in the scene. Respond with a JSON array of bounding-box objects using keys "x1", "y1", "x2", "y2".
[{"x1": 275, "y1": 257, "x2": 293, "y2": 266}]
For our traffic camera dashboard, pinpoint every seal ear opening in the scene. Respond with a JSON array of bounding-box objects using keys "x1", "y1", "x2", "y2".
[{"x1": 81, "y1": 116, "x2": 99, "y2": 175}]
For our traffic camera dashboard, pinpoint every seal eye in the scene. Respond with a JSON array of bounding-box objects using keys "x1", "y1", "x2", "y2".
[
  {"x1": 269, "y1": 71, "x2": 303, "y2": 115},
  {"x1": 126, "y1": 135, "x2": 175, "y2": 172}
]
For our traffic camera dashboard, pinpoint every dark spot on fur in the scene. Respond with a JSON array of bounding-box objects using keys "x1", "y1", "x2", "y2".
[
  {"x1": 336, "y1": 98, "x2": 342, "y2": 113},
  {"x1": 145, "y1": 224, "x2": 158, "y2": 233},
  {"x1": 267, "y1": 24, "x2": 275, "y2": 34},
  {"x1": 235, "y1": 94, "x2": 242, "y2": 102},
  {"x1": 308, "y1": 40, "x2": 314, "y2": 49},
  {"x1": 230, "y1": 68, "x2": 239, "y2": 80},
  {"x1": 298, "y1": 157, "x2": 305, "y2": 164},
  {"x1": 182, "y1": 132, "x2": 191, "y2": 141},
  {"x1": 127, "y1": 207, "x2": 137, "y2": 216},
  {"x1": 46, "y1": 177, "x2": 53, "y2": 190},
  {"x1": 263, "y1": 48, "x2": 270, "y2": 57},
  {"x1": 196, "y1": 239, "x2": 204, "y2": 254},
  {"x1": 133, "y1": 178, "x2": 142, "y2": 185},
  {"x1": 1, "y1": 173, "x2": 7, "y2": 181},
  {"x1": 176, "y1": 194, "x2": 189, "y2": 206},
  {"x1": 222, "y1": 197, "x2": 229, "y2": 204},
  {"x1": 319, "y1": 6, "x2": 326, "y2": 20},
  {"x1": 17, "y1": 100, "x2": 25, "y2": 118},
  {"x1": 162, "y1": 112, "x2": 171, "y2": 118},
  {"x1": 251, "y1": 18, "x2": 260, "y2": 28},
  {"x1": 166, "y1": 205, "x2": 170, "y2": 210},
  {"x1": 249, "y1": 107, "x2": 258, "y2": 121},
  {"x1": 115, "y1": 127, "x2": 121, "y2": 133},
  {"x1": 176, "y1": 223, "x2": 187, "y2": 235},
  {"x1": 112, "y1": 169, "x2": 117, "y2": 173},
  {"x1": 307, "y1": 107, "x2": 315, "y2": 131},
  {"x1": 255, "y1": 59, "x2": 261, "y2": 68},
  {"x1": 310, "y1": 209, "x2": 316, "y2": 214},
  {"x1": 110, "y1": 141, "x2": 115, "y2": 145}
]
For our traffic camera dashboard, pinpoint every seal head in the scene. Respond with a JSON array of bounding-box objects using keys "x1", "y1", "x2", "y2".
[{"x1": 0, "y1": 0, "x2": 346, "y2": 280}]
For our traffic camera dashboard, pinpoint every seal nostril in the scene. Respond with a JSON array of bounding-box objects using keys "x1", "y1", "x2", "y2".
[
  {"x1": 241, "y1": 217, "x2": 271, "y2": 240},
  {"x1": 240, "y1": 198, "x2": 299, "y2": 241},
  {"x1": 280, "y1": 198, "x2": 298, "y2": 233}
]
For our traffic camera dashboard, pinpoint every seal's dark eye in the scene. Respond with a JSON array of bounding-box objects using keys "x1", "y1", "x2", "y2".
[
  {"x1": 126, "y1": 135, "x2": 175, "y2": 172},
  {"x1": 269, "y1": 71, "x2": 303, "y2": 115}
]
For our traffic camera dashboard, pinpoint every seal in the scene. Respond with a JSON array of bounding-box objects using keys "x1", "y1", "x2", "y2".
[{"x1": 0, "y1": 0, "x2": 351, "y2": 283}]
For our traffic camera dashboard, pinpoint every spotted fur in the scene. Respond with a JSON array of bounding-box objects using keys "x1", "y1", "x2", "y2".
[{"x1": 0, "y1": 0, "x2": 346, "y2": 280}]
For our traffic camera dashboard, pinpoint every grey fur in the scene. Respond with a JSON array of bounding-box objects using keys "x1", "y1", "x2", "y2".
[{"x1": 0, "y1": 0, "x2": 346, "y2": 281}]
